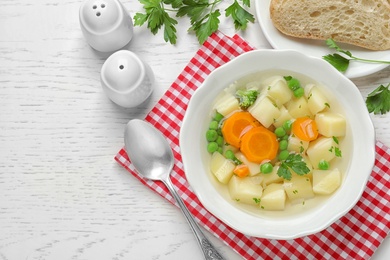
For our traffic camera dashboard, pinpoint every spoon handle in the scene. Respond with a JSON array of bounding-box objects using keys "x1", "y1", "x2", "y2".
[{"x1": 163, "y1": 177, "x2": 225, "y2": 260}]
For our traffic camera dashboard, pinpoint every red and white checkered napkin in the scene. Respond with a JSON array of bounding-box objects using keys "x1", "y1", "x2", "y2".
[{"x1": 115, "y1": 31, "x2": 390, "y2": 260}]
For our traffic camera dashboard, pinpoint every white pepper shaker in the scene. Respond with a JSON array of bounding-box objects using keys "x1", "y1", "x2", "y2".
[
  {"x1": 100, "y1": 50, "x2": 154, "y2": 108},
  {"x1": 79, "y1": 0, "x2": 133, "y2": 52}
]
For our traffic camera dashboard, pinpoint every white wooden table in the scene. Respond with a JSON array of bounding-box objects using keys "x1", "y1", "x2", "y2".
[{"x1": 1, "y1": 1, "x2": 389, "y2": 259}]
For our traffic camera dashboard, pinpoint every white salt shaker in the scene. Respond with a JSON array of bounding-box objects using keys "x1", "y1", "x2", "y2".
[
  {"x1": 100, "y1": 50, "x2": 154, "y2": 108},
  {"x1": 79, "y1": 0, "x2": 133, "y2": 52}
]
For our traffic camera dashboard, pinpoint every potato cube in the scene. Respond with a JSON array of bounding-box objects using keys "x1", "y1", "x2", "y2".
[
  {"x1": 259, "y1": 183, "x2": 286, "y2": 210},
  {"x1": 273, "y1": 106, "x2": 293, "y2": 128},
  {"x1": 248, "y1": 96, "x2": 281, "y2": 128},
  {"x1": 306, "y1": 137, "x2": 337, "y2": 168},
  {"x1": 306, "y1": 85, "x2": 329, "y2": 115},
  {"x1": 210, "y1": 152, "x2": 235, "y2": 184},
  {"x1": 228, "y1": 175, "x2": 263, "y2": 206},
  {"x1": 313, "y1": 168, "x2": 341, "y2": 195},
  {"x1": 213, "y1": 92, "x2": 240, "y2": 116},
  {"x1": 315, "y1": 112, "x2": 346, "y2": 137},
  {"x1": 301, "y1": 155, "x2": 314, "y2": 179},
  {"x1": 287, "y1": 136, "x2": 309, "y2": 154},
  {"x1": 260, "y1": 165, "x2": 284, "y2": 186},
  {"x1": 286, "y1": 97, "x2": 312, "y2": 119},
  {"x1": 283, "y1": 175, "x2": 314, "y2": 203},
  {"x1": 267, "y1": 77, "x2": 293, "y2": 106}
]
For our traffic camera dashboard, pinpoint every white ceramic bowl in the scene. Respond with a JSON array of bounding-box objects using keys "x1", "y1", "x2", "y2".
[{"x1": 180, "y1": 50, "x2": 376, "y2": 239}]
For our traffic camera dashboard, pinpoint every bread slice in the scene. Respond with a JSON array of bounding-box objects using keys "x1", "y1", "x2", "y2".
[{"x1": 270, "y1": 0, "x2": 390, "y2": 50}]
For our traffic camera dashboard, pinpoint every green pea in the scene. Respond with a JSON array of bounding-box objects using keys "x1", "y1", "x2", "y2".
[
  {"x1": 209, "y1": 120, "x2": 219, "y2": 130},
  {"x1": 274, "y1": 127, "x2": 286, "y2": 138},
  {"x1": 279, "y1": 150, "x2": 290, "y2": 161},
  {"x1": 282, "y1": 120, "x2": 292, "y2": 132},
  {"x1": 207, "y1": 142, "x2": 219, "y2": 153},
  {"x1": 260, "y1": 163, "x2": 273, "y2": 174},
  {"x1": 279, "y1": 139, "x2": 288, "y2": 150},
  {"x1": 206, "y1": 129, "x2": 218, "y2": 142},
  {"x1": 293, "y1": 87, "x2": 304, "y2": 98},
  {"x1": 218, "y1": 147, "x2": 223, "y2": 154},
  {"x1": 214, "y1": 112, "x2": 224, "y2": 122},
  {"x1": 287, "y1": 78, "x2": 300, "y2": 91},
  {"x1": 225, "y1": 150, "x2": 235, "y2": 160},
  {"x1": 216, "y1": 136, "x2": 224, "y2": 146},
  {"x1": 318, "y1": 160, "x2": 330, "y2": 170}
]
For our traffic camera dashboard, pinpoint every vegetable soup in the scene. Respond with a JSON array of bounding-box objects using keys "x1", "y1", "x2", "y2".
[{"x1": 205, "y1": 70, "x2": 350, "y2": 214}]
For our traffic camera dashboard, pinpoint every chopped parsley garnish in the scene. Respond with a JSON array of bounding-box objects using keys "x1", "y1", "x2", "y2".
[
  {"x1": 334, "y1": 147, "x2": 342, "y2": 157},
  {"x1": 277, "y1": 153, "x2": 310, "y2": 181}
]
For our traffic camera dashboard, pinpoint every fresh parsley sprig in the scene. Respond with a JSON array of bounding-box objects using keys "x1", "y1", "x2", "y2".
[
  {"x1": 366, "y1": 83, "x2": 390, "y2": 115},
  {"x1": 134, "y1": 0, "x2": 254, "y2": 45},
  {"x1": 323, "y1": 39, "x2": 390, "y2": 115},
  {"x1": 225, "y1": 0, "x2": 254, "y2": 30},
  {"x1": 178, "y1": 0, "x2": 221, "y2": 45},
  {"x1": 323, "y1": 39, "x2": 390, "y2": 72},
  {"x1": 277, "y1": 153, "x2": 310, "y2": 181},
  {"x1": 134, "y1": 0, "x2": 179, "y2": 44}
]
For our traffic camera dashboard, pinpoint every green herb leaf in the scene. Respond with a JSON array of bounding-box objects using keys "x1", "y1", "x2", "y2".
[
  {"x1": 164, "y1": 0, "x2": 183, "y2": 8},
  {"x1": 225, "y1": 0, "x2": 255, "y2": 30},
  {"x1": 366, "y1": 83, "x2": 390, "y2": 115},
  {"x1": 191, "y1": 10, "x2": 221, "y2": 45},
  {"x1": 322, "y1": 54, "x2": 350, "y2": 72},
  {"x1": 135, "y1": 0, "x2": 179, "y2": 44},
  {"x1": 325, "y1": 39, "x2": 352, "y2": 57},
  {"x1": 133, "y1": 13, "x2": 149, "y2": 26},
  {"x1": 277, "y1": 153, "x2": 310, "y2": 180},
  {"x1": 242, "y1": 0, "x2": 250, "y2": 7},
  {"x1": 323, "y1": 39, "x2": 390, "y2": 72},
  {"x1": 177, "y1": 0, "x2": 209, "y2": 23},
  {"x1": 334, "y1": 147, "x2": 342, "y2": 157},
  {"x1": 277, "y1": 163, "x2": 292, "y2": 180},
  {"x1": 253, "y1": 198, "x2": 261, "y2": 204},
  {"x1": 162, "y1": 12, "x2": 178, "y2": 44},
  {"x1": 135, "y1": 0, "x2": 254, "y2": 44}
]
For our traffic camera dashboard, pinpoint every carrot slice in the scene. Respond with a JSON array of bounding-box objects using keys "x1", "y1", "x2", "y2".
[
  {"x1": 233, "y1": 164, "x2": 250, "y2": 178},
  {"x1": 221, "y1": 111, "x2": 260, "y2": 148},
  {"x1": 292, "y1": 117, "x2": 319, "y2": 141},
  {"x1": 240, "y1": 127, "x2": 279, "y2": 164}
]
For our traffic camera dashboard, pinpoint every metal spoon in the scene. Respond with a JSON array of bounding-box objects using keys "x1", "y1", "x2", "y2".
[{"x1": 124, "y1": 119, "x2": 224, "y2": 260}]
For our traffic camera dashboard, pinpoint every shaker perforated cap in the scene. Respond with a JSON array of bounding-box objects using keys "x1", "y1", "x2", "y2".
[
  {"x1": 79, "y1": 0, "x2": 123, "y2": 34},
  {"x1": 79, "y1": 0, "x2": 133, "y2": 52},
  {"x1": 101, "y1": 50, "x2": 144, "y2": 92}
]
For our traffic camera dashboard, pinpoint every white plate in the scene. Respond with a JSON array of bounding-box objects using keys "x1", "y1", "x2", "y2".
[{"x1": 256, "y1": 0, "x2": 390, "y2": 79}]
